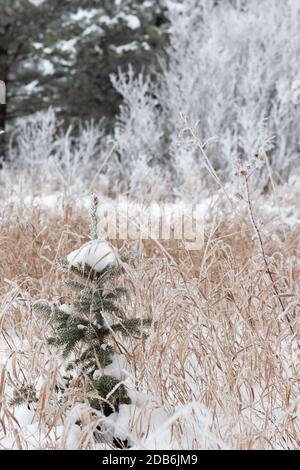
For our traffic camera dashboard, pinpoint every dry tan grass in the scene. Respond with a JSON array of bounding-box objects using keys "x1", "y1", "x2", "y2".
[{"x1": 0, "y1": 188, "x2": 300, "y2": 449}]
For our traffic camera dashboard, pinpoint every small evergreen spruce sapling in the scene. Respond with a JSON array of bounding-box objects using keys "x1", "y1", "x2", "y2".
[{"x1": 35, "y1": 195, "x2": 151, "y2": 427}]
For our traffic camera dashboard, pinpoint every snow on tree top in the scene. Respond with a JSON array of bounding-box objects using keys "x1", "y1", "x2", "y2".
[
  {"x1": 67, "y1": 240, "x2": 117, "y2": 273},
  {"x1": 125, "y1": 15, "x2": 141, "y2": 30}
]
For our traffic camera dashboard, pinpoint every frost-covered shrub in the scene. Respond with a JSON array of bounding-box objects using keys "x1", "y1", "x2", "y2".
[
  {"x1": 160, "y1": 0, "x2": 300, "y2": 180},
  {"x1": 126, "y1": 154, "x2": 171, "y2": 201},
  {"x1": 9, "y1": 108, "x2": 105, "y2": 192},
  {"x1": 166, "y1": 0, "x2": 300, "y2": 181},
  {"x1": 12, "y1": 107, "x2": 57, "y2": 173},
  {"x1": 111, "y1": 67, "x2": 164, "y2": 184},
  {"x1": 53, "y1": 119, "x2": 105, "y2": 189},
  {"x1": 171, "y1": 146, "x2": 208, "y2": 201}
]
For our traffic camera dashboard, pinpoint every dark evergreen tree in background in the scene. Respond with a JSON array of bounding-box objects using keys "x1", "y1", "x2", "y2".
[
  {"x1": 0, "y1": 0, "x2": 45, "y2": 156},
  {"x1": 0, "y1": 0, "x2": 169, "y2": 159},
  {"x1": 40, "y1": 0, "x2": 169, "y2": 128}
]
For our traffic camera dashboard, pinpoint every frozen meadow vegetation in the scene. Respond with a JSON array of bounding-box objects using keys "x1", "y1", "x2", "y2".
[{"x1": 0, "y1": 0, "x2": 300, "y2": 451}]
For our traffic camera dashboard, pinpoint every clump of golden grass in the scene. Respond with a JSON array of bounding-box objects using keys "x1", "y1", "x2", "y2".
[{"x1": 0, "y1": 186, "x2": 299, "y2": 449}]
